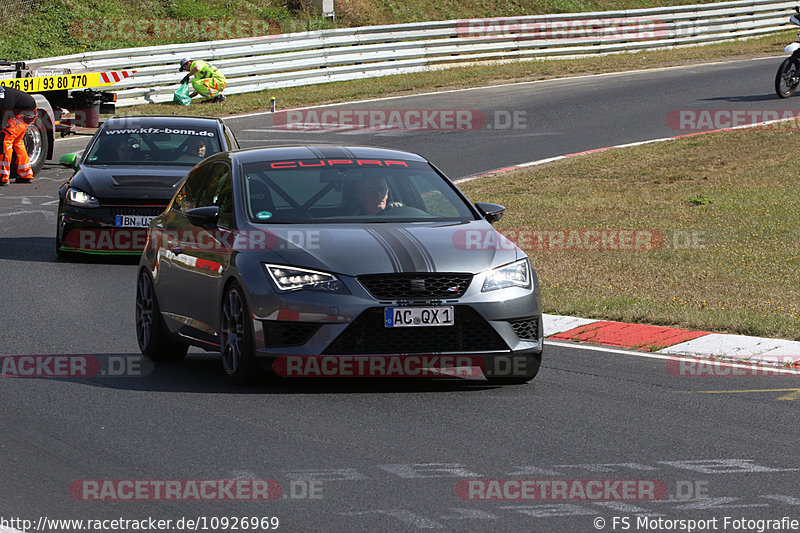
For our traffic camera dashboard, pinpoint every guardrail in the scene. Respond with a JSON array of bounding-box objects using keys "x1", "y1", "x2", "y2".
[{"x1": 26, "y1": 0, "x2": 798, "y2": 107}]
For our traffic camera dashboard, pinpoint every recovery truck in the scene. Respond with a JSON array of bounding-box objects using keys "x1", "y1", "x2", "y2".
[{"x1": 0, "y1": 60, "x2": 135, "y2": 176}]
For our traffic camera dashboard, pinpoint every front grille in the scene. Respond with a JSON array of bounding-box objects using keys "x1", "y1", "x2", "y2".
[
  {"x1": 101, "y1": 197, "x2": 171, "y2": 206},
  {"x1": 108, "y1": 206, "x2": 167, "y2": 217},
  {"x1": 357, "y1": 273, "x2": 473, "y2": 299},
  {"x1": 263, "y1": 321, "x2": 321, "y2": 348},
  {"x1": 323, "y1": 306, "x2": 508, "y2": 355},
  {"x1": 509, "y1": 317, "x2": 540, "y2": 341}
]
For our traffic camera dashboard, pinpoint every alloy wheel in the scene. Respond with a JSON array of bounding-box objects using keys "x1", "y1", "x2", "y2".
[{"x1": 221, "y1": 288, "x2": 245, "y2": 374}]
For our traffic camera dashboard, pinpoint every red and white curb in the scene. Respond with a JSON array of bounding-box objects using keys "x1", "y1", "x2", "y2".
[{"x1": 543, "y1": 314, "x2": 800, "y2": 366}]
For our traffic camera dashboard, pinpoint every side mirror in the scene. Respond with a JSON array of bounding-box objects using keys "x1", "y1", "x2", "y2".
[
  {"x1": 59, "y1": 152, "x2": 79, "y2": 168},
  {"x1": 186, "y1": 206, "x2": 220, "y2": 227},
  {"x1": 474, "y1": 202, "x2": 505, "y2": 224}
]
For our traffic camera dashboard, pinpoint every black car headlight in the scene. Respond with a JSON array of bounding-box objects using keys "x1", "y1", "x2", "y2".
[
  {"x1": 264, "y1": 264, "x2": 349, "y2": 294},
  {"x1": 66, "y1": 188, "x2": 100, "y2": 208},
  {"x1": 482, "y1": 258, "x2": 532, "y2": 292}
]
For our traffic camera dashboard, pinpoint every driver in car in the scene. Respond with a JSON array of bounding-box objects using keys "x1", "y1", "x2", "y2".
[
  {"x1": 354, "y1": 177, "x2": 389, "y2": 215},
  {"x1": 113, "y1": 137, "x2": 139, "y2": 162},
  {"x1": 351, "y1": 177, "x2": 405, "y2": 216},
  {"x1": 185, "y1": 137, "x2": 208, "y2": 158}
]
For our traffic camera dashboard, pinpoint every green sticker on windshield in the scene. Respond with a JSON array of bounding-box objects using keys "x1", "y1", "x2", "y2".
[{"x1": 256, "y1": 211, "x2": 272, "y2": 220}]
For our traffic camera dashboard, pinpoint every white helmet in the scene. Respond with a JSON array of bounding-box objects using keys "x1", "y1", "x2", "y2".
[{"x1": 179, "y1": 57, "x2": 191, "y2": 72}]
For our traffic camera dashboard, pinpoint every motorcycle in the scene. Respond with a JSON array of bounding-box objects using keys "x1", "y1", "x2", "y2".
[{"x1": 776, "y1": 7, "x2": 800, "y2": 97}]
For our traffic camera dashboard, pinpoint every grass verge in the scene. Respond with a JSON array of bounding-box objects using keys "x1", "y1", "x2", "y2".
[
  {"x1": 120, "y1": 31, "x2": 795, "y2": 118},
  {"x1": 459, "y1": 126, "x2": 800, "y2": 340}
]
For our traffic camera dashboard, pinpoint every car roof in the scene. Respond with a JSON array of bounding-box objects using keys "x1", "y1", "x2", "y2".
[
  {"x1": 229, "y1": 145, "x2": 430, "y2": 164},
  {"x1": 103, "y1": 115, "x2": 226, "y2": 129}
]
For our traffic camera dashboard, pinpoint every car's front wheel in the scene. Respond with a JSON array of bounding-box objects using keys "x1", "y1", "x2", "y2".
[
  {"x1": 136, "y1": 271, "x2": 188, "y2": 361},
  {"x1": 220, "y1": 282, "x2": 263, "y2": 384}
]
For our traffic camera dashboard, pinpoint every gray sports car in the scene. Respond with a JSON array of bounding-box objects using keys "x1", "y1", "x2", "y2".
[{"x1": 136, "y1": 145, "x2": 542, "y2": 384}]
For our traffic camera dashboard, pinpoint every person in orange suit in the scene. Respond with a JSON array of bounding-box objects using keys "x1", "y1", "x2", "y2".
[{"x1": 0, "y1": 85, "x2": 38, "y2": 185}]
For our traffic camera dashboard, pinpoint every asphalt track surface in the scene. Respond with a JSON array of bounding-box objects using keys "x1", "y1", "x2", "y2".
[{"x1": 2, "y1": 57, "x2": 800, "y2": 532}]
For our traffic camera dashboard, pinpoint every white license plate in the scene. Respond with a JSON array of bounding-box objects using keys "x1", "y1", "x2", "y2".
[
  {"x1": 384, "y1": 306, "x2": 454, "y2": 327},
  {"x1": 115, "y1": 215, "x2": 155, "y2": 228}
]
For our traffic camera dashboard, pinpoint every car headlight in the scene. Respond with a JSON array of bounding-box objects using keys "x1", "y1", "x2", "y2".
[
  {"x1": 482, "y1": 258, "x2": 532, "y2": 292},
  {"x1": 66, "y1": 188, "x2": 100, "y2": 208},
  {"x1": 264, "y1": 264, "x2": 349, "y2": 294}
]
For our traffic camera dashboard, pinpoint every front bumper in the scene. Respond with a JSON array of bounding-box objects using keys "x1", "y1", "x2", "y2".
[
  {"x1": 57, "y1": 203, "x2": 166, "y2": 255},
  {"x1": 242, "y1": 269, "x2": 542, "y2": 379}
]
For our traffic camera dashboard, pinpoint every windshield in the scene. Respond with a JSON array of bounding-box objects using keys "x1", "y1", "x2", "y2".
[
  {"x1": 242, "y1": 159, "x2": 477, "y2": 224},
  {"x1": 84, "y1": 125, "x2": 222, "y2": 166}
]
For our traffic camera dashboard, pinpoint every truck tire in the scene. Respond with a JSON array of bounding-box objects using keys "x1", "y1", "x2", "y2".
[{"x1": 23, "y1": 115, "x2": 48, "y2": 176}]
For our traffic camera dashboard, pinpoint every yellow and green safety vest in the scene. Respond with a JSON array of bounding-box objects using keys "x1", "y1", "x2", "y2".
[{"x1": 191, "y1": 60, "x2": 226, "y2": 82}]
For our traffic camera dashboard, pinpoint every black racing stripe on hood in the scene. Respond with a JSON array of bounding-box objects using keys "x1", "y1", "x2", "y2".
[
  {"x1": 310, "y1": 145, "x2": 354, "y2": 160},
  {"x1": 397, "y1": 227, "x2": 436, "y2": 272},
  {"x1": 370, "y1": 226, "x2": 431, "y2": 273},
  {"x1": 364, "y1": 227, "x2": 401, "y2": 273}
]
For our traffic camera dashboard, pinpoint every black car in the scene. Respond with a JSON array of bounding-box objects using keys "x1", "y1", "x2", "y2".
[{"x1": 56, "y1": 115, "x2": 240, "y2": 257}]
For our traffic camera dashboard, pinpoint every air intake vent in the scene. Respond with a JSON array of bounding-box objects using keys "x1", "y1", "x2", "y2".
[{"x1": 357, "y1": 273, "x2": 472, "y2": 299}]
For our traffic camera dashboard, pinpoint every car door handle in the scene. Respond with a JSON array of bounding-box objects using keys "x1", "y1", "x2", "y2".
[{"x1": 171, "y1": 245, "x2": 183, "y2": 255}]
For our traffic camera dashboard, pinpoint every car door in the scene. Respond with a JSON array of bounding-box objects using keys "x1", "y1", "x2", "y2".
[
  {"x1": 168, "y1": 161, "x2": 236, "y2": 346},
  {"x1": 152, "y1": 163, "x2": 212, "y2": 330}
]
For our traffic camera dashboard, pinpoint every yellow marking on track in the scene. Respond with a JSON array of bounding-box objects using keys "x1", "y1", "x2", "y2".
[{"x1": 685, "y1": 388, "x2": 800, "y2": 400}]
